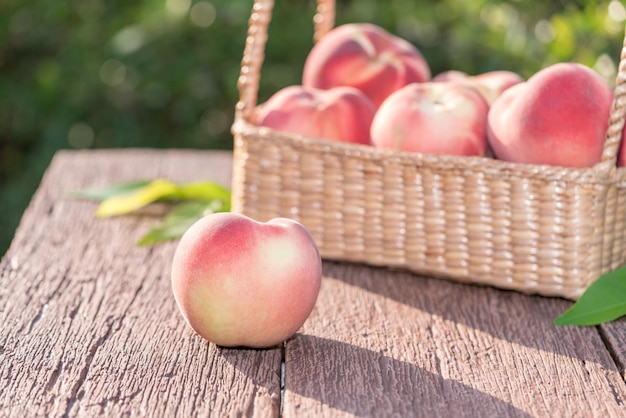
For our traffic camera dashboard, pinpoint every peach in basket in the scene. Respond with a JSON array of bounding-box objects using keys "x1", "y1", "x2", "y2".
[
  {"x1": 487, "y1": 62, "x2": 614, "y2": 168},
  {"x1": 255, "y1": 85, "x2": 376, "y2": 145},
  {"x1": 303, "y1": 22, "x2": 431, "y2": 108},
  {"x1": 371, "y1": 81, "x2": 490, "y2": 157}
]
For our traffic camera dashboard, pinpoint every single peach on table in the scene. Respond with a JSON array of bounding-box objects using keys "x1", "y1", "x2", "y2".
[
  {"x1": 255, "y1": 85, "x2": 375, "y2": 145},
  {"x1": 487, "y1": 62, "x2": 613, "y2": 167},
  {"x1": 371, "y1": 81, "x2": 490, "y2": 157},
  {"x1": 171, "y1": 212, "x2": 322, "y2": 348},
  {"x1": 303, "y1": 23, "x2": 431, "y2": 108}
]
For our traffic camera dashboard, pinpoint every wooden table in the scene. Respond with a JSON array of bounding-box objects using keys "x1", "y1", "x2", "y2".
[{"x1": 1, "y1": 149, "x2": 625, "y2": 417}]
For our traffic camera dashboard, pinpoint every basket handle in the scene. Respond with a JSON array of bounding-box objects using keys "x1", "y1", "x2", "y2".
[
  {"x1": 235, "y1": 0, "x2": 335, "y2": 123},
  {"x1": 602, "y1": 30, "x2": 626, "y2": 168},
  {"x1": 235, "y1": 1, "x2": 626, "y2": 170}
]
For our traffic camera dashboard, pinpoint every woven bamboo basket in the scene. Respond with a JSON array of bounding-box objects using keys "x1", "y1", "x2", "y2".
[{"x1": 231, "y1": 0, "x2": 626, "y2": 300}]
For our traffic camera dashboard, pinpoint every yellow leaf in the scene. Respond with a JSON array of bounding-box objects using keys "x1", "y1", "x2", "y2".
[{"x1": 96, "y1": 179, "x2": 178, "y2": 218}]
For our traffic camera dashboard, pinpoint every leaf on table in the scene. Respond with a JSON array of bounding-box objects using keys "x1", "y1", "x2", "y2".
[
  {"x1": 136, "y1": 200, "x2": 226, "y2": 246},
  {"x1": 96, "y1": 179, "x2": 179, "y2": 218},
  {"x1": 175, "y1": 181, "x2": 232, "y2": 208},
  {"x1": 554, "y1": 265, "x2": 626, "y2": 326},
  {"x1": 70, "y1": 177, "x2": 232, "y2": 244},
  {"x1": 68, "y1": 180, "x2": 152, "y2": 201}
]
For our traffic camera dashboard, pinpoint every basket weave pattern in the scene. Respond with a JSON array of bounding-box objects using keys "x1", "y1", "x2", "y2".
[{"x1": 231, "y1": 0, "x2": 626, "y2": 299}]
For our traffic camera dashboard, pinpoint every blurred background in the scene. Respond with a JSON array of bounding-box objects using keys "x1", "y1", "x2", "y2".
[{"x1": 1, "y1": 0, "x2": 625, "y2": 256}]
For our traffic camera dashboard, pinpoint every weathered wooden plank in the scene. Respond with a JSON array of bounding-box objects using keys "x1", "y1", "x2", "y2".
[
  {"x1": 3, "y1": 149, "x2": 625, "y2": 418},
  {"x1": 283, "y1": 261, "x2": 626, "y2": 417},
  {"x1": 0, "y1": 150, "x2": 280, "y2": 417},
  {"x1": 601, "y1": 319, "x2": 626, "y2": 381}
]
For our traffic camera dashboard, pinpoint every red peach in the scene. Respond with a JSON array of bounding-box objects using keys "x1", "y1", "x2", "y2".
[
  {"x1": 487, "y1": 63, "x2": 613, "y2": 167},
  {"x1": 171, "y1": 212, "x2": 322, "y2": 348},
  {"x1": 303, "y1": 23, "x2": 431, "y2": 108},
  {"x1": 371, "y1": 82, "x2": 489, "y2": 156},
  {"x1": 255, "y1": 85, "x2": 375, "y2": 145}
]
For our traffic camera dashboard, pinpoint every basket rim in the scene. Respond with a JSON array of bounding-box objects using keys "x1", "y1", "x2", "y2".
[{"x1": 233, "y1": 118, "x2": 626, "y2": 186}]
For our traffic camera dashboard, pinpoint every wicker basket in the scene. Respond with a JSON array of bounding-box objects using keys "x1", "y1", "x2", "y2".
[{"x1": 231, "y1": 0, "x2": 626, "y2": 300}]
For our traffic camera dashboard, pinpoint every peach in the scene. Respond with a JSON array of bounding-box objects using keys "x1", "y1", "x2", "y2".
[
  {"x1": 171, "y1": 212, "x2": 322, "y2": 348},
  {"x1": 473, "y1": 71, "x2": 525, "y2": 105},
  {"x1": 255, "y1": 85, "x2": 375, "y2": 145},
  {"x1": 371, "y1": 82, "x2": 489, "y2": 156},
  {"x1": 487, "y1": 63, "x2": 613, "y2": 167},
  {"x1": 303, "y1": 23, "x2": 431, "y2": 108},
  {"x1": 432, "y1": 70, "x2": 470, "y2": 83},
  {"x1": 434, "y1": 70, "x2": 524, "y2": 105}
]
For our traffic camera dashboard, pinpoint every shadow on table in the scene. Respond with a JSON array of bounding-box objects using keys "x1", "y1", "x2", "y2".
[
  {"x1": 283, "y1": 335, "x2": 532, "y2": 418},
  {"x1": 321, "y1": 260, "x2": 615, "y2": 367}
]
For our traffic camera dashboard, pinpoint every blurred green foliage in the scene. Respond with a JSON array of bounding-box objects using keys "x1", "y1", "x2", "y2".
[{"x1": 1, "y1": 0, "x2": 625, "y2": 256}]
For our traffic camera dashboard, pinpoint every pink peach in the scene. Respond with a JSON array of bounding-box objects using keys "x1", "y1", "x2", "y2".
[
  {"x1": 472, "y1": 70, "x2": 525, "y2": 105},
  {"x1": 171, "y1": 212, "x2": 322, "y2": 348},
  {"x1": 434, "y1": 70, "x2": 524, "y2": 105},
  {"x1": 487, "y1": 63, "x2": 613, "y2": 167},
  {"x1": 255, "y1": 85, "x2": 375, "y2": 145},
  {"x1": 432, "y1": 70, "x2": 470, "y2": 83},
  {"x1": 371, "y1": 82, "x2": 489, "y2": 156},
  {"x1": 303, "y1": 23, "x2": 431, "y2": 108}
]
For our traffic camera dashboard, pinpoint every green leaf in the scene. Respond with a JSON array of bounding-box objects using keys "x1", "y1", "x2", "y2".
[
  {"x1": 175, "y1": 181, "x2": 232, "y2": 207},
  {"x1": 94, "y1": 179, "x2": 231, "y2": 218},
  {"x1": 96, "y1": 179, "x2": 179, "y2": 218},
  {"x1": 136, "y1": 200, "x2": 226, "y2": 246},
  {"x1": 554, "y1": 266, "x2": 626, "y2": 326},
  {"x1": 67, "y1": 180, "x2": 152, "y2": 201},
  {"x1": 69, "y1": 177, "x2": 231, "y2": 245}
]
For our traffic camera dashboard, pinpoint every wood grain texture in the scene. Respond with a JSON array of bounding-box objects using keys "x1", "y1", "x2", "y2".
[
  {"x1": 284, "y1": 262, "x2": 626, "y2": 417},
  {"x1": 2, "y1": 149, "x2": 625, "y2": 418},
  {"x1": 0, "y1": 150, "x2": 280, "y2": 417},
  {"x1": 601, "y1": 319, "x2": 626, "y2": 381}
]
